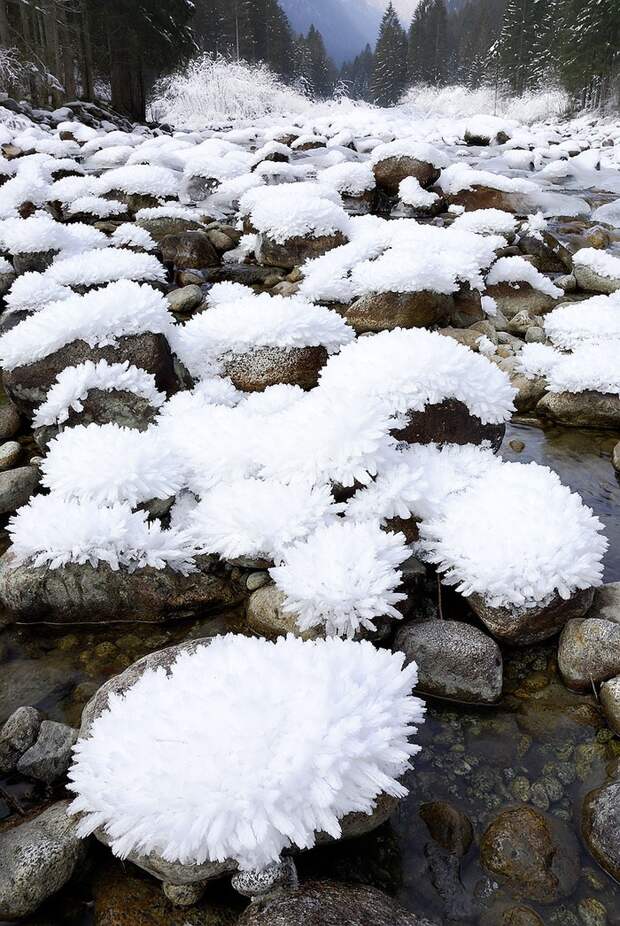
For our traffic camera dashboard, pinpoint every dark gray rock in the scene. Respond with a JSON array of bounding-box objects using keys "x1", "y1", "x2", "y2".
[
  {"x1": 166, "y1": 284, "x2": 204, "y2": 314},
  {"x1": 590, "y1": 582, "x2": 620, "y2": 623},
  {"x1": 256, "y1": 232, "x2": 348, "y2": 270},
  {"x1": 0, "y1": 801, "x2": 86, "y2": 920},
  {"x1": 470, "y1": 586, "x2": 594, "y2": 646},
  {"x1": 394, "y1": 619, "x2": 502, "y2": 703},
  {"x1": 0, "y1": 464, "x2": 39, "y2": 514},
  {"x1": 0, "y1": 705, "x2": 43, "y2": 773},
  {"x1": 392, "y1": 398, "x2": 505, "y2": 452},
  {"x1": 537, "y1": 390, "x2": 620, "y2": 429},
  {"x1": 0, "y1": 402, "x2": 21, "y2": 440},
  {"x1": 558, "y1": 617, "x2": 620, "y2": 690},
  {"x1": 0, "y1": 551, "x2": 245, "y2": 624},
  {"x1": 17, "y1": 720, "x2": 78, "y2": 783},
  {"x1": 0, "y1": 440, "x2": 21, "y2": 470},
  {"x1": 159, "y1": 231, "x2": 220, "y2": 269},
  {"x1": 480, "y1": 805, "x2": 580, "y2": 903},
  {"x1": 237, "y1": 881, "x2": 438, "y2": 926},
  {"x1": 419, "y1": 801, "x2": 473, "y2": 857},
  {"x1": 3, "y1": 332, "x2": 178, "y2": 417},
  {"x1": 582, "y1": 780, "x2": 620, "y2": 882},
  {"x1": 221, "y1": 345, "x2": 328, "y2": 392}
]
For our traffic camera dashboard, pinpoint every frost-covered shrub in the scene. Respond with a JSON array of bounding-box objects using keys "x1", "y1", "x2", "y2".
[
  {"x1": 33, "y1": 360, "x2": 166, "y2": 428},
  {"x1": 0, "y1": 280, "x2": 172, "y2": 371},
  {"x1": 318, "y1": 328, "x2": 516, "y2": 424},
  {"x1": 418, "y1": 461, "x2": 607, "y2": 609},
  {"x1": 172, "y1": 285, "x2": 354, "y2": 380},
  {"x1": 41, "y1": 423, "x2": 185, "y2": 506},
  {"x1": 68, "y1": 634, "x2": 424, "y2": 869},
  {"x1": 543, "y1": 292, "x2": 620, "y2": 349},
  {"x1": 519, "y1": 341, "x2": 620, "y2": 395},
  {"x1": 8, "y1": 495, "x2": 194, "y2": 573},
  {"x1": 486, "y1": 255, "x2": 563, "y2": 297},
  {"x1": 271, "y1": 520, "x2": 409, "y2": 637},
  {"x1": 186, "y1": 478, "x2": 343, "y2": 561}
]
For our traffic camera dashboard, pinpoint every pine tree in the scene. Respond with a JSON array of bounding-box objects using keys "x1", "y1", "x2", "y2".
[
  {"x1": 408, "y1": 0, "x2": 449, "y2": 85},
  {"x1": 300, "y1": 25, "x2": 336, "y2": 98},
  {"x1": 370, "y1": 3, "x2": 408, "y2": 106},
  {"x1": 559, "y1": 0, "x2": 620, "y2": 108}
]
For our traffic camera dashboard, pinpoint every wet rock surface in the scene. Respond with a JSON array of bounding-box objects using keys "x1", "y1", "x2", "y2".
[
  {"x1": 581, "y1": 780, "x2": 620, "y2": 883},
  {"x1": 470, "y1": 587, "x2": 595, "y2": 646},
  {"x1": 558, "y1": 617, "x2": 620, "y2": 690}
]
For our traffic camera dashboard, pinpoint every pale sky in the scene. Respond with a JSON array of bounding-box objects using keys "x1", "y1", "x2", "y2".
[{"x1": 367, "y1": 0, "x2": 419, "y2": 19}]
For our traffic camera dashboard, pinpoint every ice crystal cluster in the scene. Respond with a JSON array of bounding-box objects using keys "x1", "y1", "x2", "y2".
[{"x1": 68, "y1": 635, "x2": 425, "y2": 870}]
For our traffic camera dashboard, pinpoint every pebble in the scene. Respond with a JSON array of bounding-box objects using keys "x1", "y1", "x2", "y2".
[
  {"x1": 612, "y1": 442, "x2": 620, "y2": 473},
  {"x1": 246, "y1": 571, "x2": 269, "y2": 592},
  {"x1": 509, "y1": 439, "x2": 525, "y2": 452},
  {"x1": 578, "y1": 897, "x2": 608, "y2": 926},
  {"x1": 166, "y1": 284, "x2": 204, "y2": 314}
]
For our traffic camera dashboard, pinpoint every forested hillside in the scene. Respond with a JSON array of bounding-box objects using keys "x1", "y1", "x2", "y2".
[{"x1": 0, "y1": 0, "x2": 618, "y2": 118}]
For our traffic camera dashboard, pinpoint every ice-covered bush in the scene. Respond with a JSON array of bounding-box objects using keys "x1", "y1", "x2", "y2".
[
  {"x1": 69, "y1": 634, "x2": 424, "y2": 869},
  {"x1": 418, "y1": 461, "x2": 607, "y2": 609},
  {"x1": 0, "y1": 280, "x2": 172, "y2": 370},
  {"x1": 33, "y1": 360, "x2": 166, "y2": 429},
  {"x1": 271, "y1": 520, "x2": 409, "y2": 637},
  {"x1": 8, "y1": 494, "x2": 194, "y2": 573}
]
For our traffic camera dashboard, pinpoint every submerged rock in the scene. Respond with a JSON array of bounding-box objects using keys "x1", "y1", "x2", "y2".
[
  {"x1": 394, "y1": 619, "x2": 502, "y2": 703},
  {"x1": 469, "y1": 586, "x2": 594, "y2": 646},
  {"x1": 0, "y1": 551, "x2": 244, "y2": 624},
  {"x1": 0, "y1": 402, "x2": 21, "y2": 440},
  {"x1": 558, "y1": 617, "x2": 620, "y2": 690},
  {"x1": 237, "y1": 880, "x2": 438, "y2": 926},
  {"x1": 480, "y1": 805, "x2": 580, "y2": 903},
  {"x1": 419, "y1": 801, "x2": 473, "y2": 857},
  {"x1": 0, "y1": 801, "x2": 86, "y2": 920},
  {"x1": 536, "y1": 391, "x2": 620, "y2": 429},
  {"x1": 342, "y1": 291, "x2": 453, "y2": 334},
  {"x1": 582, "y1": 780, "x2": 620, "y2": 882}
]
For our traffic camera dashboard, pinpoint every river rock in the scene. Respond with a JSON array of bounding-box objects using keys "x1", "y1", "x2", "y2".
[
  {"x1": 536, "y1": 391, "x2": 620, "y2": 429},
  {"x1": 590, "y1": 581, "x2": 620, "y2": 623},
  {"x1": 582, "y1": 780, "x2": 620, "y2": 882},
  {"x1": 600, "y1": 676, "x2": 620, "y2": 734},
  {"x1": 574, "y1": 263, "x2": 620, "y2": 295},
  {"x1": 33, "y1": 388, "x2": 160, "y2": 451},
  {"x1": 246, "y1": 584, "x2": 318, "y2": 640},
  {"x1": 237, "y1": 881, "x2": 439, "y2": 926},
  {"x1": 17, "y1": 720, "x2": 78, "y2": 783},
  {"x1": 12, "y1": 248, "x2": 57, "y2": 275},
  {"x1": 480, "y1": 805, "x2": 580, "y2": 903},
  {"x1": 0, "y1": 440, "x2": 21, "y2": 470},
  {"x1": 558, "y1": 617, "x2": 620, "y2": 690},
  {"x1": 0, "y1": 551, "x2": 244, "y2": 624},
  {"x1": 0, "y1": 464, "x2": 39, "y2": 514},
  {"x1": 419, "y1": 801, "x2": 473, "y2": 857},
  {"x1": 485, "y1": 282, "x2": 558, "y2": 318},
  {"x1": 221, "y1": 345, "x2": 328, "y2": 392},
  {"x1": 469, "y1": 586, "x2": 594, "y2": 646},
  {"x1": 137, "y1": 216, "x2": 207, "y2": 242},
  {"x1": 393, "y1": 619, "x2": 502, "y2": 703},
  {"x1": 510, "y1": 373, "x2": 547, "y2": 413},
  {"x1": 446, "y1": 185, "x2": 528, "y2": 214},
  {"x1": 0, "y1": 801, "x2": 86, "y2": 920},
  {"x1": 518, "y1": 232, "x2": 573, "y2": 273},
  {"x1": 342, "y1": 291, "x2": 453, "y2": 334},
  {"x1": 0, "y1": 265, "x2": 16, "y2": 297},
  {"x1": 480, "y1": 906, "x2": 544, "y2": 926},
  {"x1": 0, "y1": 705, "x2": 43, "y2": 773},
  {"x1": 256, "y1": 231, "x2": 348, "y2": 270},
  {"x1": 159, "y1": 231, "x2": 220, "y2": 269},
  {"x1": 3, "y1": 332, "x2": 178, "y2": 417},
  {"x1": 167, "y1": 284, "x2": 204, "y2": 314},
  {"x1": 613, "y1": 442, "x2": 620, "y2": 473},
  {"x1": 392, "y1": 398, "x2": 505, "y2": 452},
  {"x1": 373, "y1": 156, "x2": 440, "y2": 194},
  {"x1": 0, "y1": 402, "x2": 21, "y2": 439}
]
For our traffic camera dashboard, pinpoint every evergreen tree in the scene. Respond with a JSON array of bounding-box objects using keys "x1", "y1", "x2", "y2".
[
  {"x1": 408, "y1": 0, "x2": 449, "y2": 85},
  {"x1": 299, "y1": 25, "x2": 336, "y2": 98},
  {"x1": 370, "y1": 3, "x2": 408, "y2": 105},
  {"x1": 559, "y1": 0, "x2": 619, "y2": 108},
  {"x1": 340, "y1": 44, "x2": 375, "y2": 101}
]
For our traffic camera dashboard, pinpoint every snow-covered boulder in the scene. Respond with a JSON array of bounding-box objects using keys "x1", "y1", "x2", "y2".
[
  {"x1": 485, "y1": 255, "x2": 563, "y2": 317},
  {"x1": 573, "y1": 248, "x2": 620, "y2": 294},
  {"x1": 67, "y1": 635, "x2": 424, "y2": 881},
  {"x1": 370, "y1": 140, "x2": 447, "y2": 195},
  {"x1": 438, "y1": 163, "x2": 536, "y2": 213}
]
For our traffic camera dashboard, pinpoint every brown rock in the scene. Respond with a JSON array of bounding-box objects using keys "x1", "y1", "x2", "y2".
[
  {"x1": 3, "y1": 333, "x2": 178, "y2": 417},
  {"x1": 246, "y1": 584, "x2": 318, "y2": 640},
  {"x1": 536, "y1": 391, "x2": 620, "y2": 429},
  {"x1": 221, "y1": 345, "x2": 328, "y2": 392},
  {"x1": 343, "y1": 290, "x2": 453, "y2": 334},
  {"x1": 237, "y1": 881, "x2": 438, "y2": 926},
  {"x1": 419, "y1": 801, "x2": 473, "y2": 857},
  {"x1": 256, "y1": 232, "x2": 348, "y2": 270},
  {"x1": 446, "y1": 186, "x2": 528, "y2": 213},
  {"x1": 469, "y1": 586, "x2": 594, "y2": 646},
  {"x1": 518, "y1": 232, "x2": 573, "y2": 273},
  {"x1": 480, "y1": 805, "x2": 580, "y2": 903},
  {"x1": 392, "y1": 398, "x2": 505, "y2": 452},
  {"x1": 486, "y1": 282, "x2": 558, "y2": 319},
  {"x1": 510, "y1": 374, "x2": 547, "y2": 413},
  {"x1": 159, "y1": 231, "x2": 220, "y2": 270},
  {"x1": 137, "y1": 217, "x2": 207, "y2": 242},
  {"x1": 373, "y1": 156, "x2": 440, "y2": 195}
]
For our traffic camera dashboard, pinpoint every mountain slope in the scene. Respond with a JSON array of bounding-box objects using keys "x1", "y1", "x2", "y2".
[{"x1": 280, "y1": 0, "x2": 382, "y2": 64}]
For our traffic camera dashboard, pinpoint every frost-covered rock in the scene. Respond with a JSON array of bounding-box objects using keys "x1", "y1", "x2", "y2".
[
  {"x1": 370, "y1": 139, "x2": 447, "y2": 194},
  {"x1": 68, "y1": 635, "x2": 424, "y2": 874},
  {"x1": 394, "y1": 619, "x2": 502, "y2": 703},
  {"x1": 0, "y1": 801, "x2": 86, "y2": 920},
  {"x1": 573, "y1": 248, "x2": 620, "y2": 294},
  {"x1": 582, "y1": 780, "x2": 620, "y2": 883}
]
